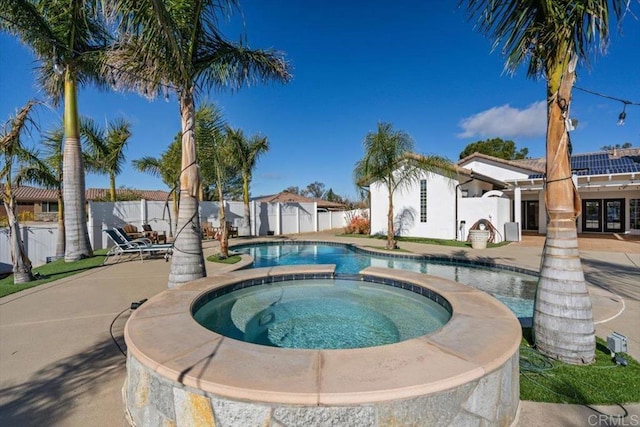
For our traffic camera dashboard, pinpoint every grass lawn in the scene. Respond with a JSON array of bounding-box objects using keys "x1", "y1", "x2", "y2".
[
  {"x1": 206, "y1": 254, "x2": 241, "y2": 264},
  {"x1": 0, "y1": 249, "x2": 108, "y2": 298},
  {"x1": 519, "y1": 329, "x2": 640, "y2": 404}
]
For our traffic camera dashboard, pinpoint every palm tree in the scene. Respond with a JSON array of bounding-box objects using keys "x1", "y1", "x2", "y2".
[
  {"x1": 1, "y1": 0, "x2": 111, "y2": 262},
  {"x1": 106, "y1": 0, "x2": 291, "y2": 287},
  {"x1": 463, "y1": 0, "x2": 626, "y2": 364},
  {"x1": 82, "y1": 117, "x2": 132, "y2": 201},
  {"x1": 354, "y1": 122, "x2": 452, "y2": 250},
  {"x1": 1, "y1": 100, "x2": 38, "y2": 284},
  {"x1": 226, "y1": 127, "x2": 269, "y2": 236},
  {"x1": 197, "y1": 104, "x2": 233, "y2": 257},
  {"x1": 132, "y1": 150, "x2": 180, "y2": 238},
  {"x1": 15, "y1": 124, "x2": 65, "y2": 258}
]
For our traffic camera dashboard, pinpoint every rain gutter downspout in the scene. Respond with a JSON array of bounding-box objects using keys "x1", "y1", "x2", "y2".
[{"x1": 455, "y1": 176, "x2": 474, "y2": 240}]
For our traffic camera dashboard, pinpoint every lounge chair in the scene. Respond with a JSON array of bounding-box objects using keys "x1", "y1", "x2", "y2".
[{"x1": 104, "y1": 228, "x2": 173, "y2": 264}]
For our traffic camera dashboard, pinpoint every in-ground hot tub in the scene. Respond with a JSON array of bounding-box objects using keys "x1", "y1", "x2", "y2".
[{"x1": 123, "y1": 265, "x2": 521, "y2": 426}]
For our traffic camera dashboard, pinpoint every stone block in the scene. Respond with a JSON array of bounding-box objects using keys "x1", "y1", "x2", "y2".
[
  {"x1": 211, "y1": 398, "x2": 271, "y2": 427},
  {"x1": 174, "y1": 388, "x2": 215, "y2": 427}
]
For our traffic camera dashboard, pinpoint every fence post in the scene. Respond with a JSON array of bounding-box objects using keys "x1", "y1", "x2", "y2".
[{"x1": 276, "y1": 202, "x2": 281, "y2": 235}]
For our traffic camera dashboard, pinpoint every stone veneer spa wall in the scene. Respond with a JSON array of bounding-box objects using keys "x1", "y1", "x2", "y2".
[{"x1": 123, "y1": 266, "x2": 521, "y2": 426}]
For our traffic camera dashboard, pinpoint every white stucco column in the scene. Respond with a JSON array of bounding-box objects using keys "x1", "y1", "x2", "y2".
[
  {"x1": 538, "y1": 190, "x2": 547, "y2": 234},
  {"x1": 251, "y1": 201, "x2": 256, "y2": 236},
  {"x1": 314, "y1": 202, "x2": 318, "y2": 232},
  {"x1": 514, "y1": 187, "x2": 522, "y2": 241},
  {"x1": 276, "y1": 202, "x2": 281, "y2": 235},
  {"x1": 141, "y1": 199, "x2": 147, "y2": 226}
]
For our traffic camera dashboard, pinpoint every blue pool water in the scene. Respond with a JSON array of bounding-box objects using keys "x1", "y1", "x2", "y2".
[
  {"x1": 193, "y1": 278, "x2": 451, "y2": 349},
  {"x1": 233, "y1": 243, "x2": 537, "y2": 318}
]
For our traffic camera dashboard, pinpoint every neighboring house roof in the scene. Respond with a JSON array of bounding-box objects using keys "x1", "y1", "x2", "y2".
[
  {"x1": 4, "y1": 185, "x2": 171, "y2": 202},
  {"x1": 6, "y1": 185, "x2": 57, "y2": 202},
  {"x1": 253, "y1": 191, "x2": 346, "y2": 210}
]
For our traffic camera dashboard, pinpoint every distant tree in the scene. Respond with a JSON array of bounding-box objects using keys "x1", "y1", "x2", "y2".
[
  {"x1": 283, "y1": 186, "x2": 300, "y2": 195},
  {"x1": 82, "y1": 117, "x2": 132, "y2": 202},
  {"x1": 303, "y1": 181, "x2": 326, "y2": 199},
  {"x1": 325, "y1": 188, "x2": 343, "y2": 203},
  {"x1": 1, "y1": 100, "x2": 38, "y2": 284},
  {"x1": 601, "y1": 142, "x2": 632, "y2": 150},
  {"x1": 354, "y1": 122, "x2": 452, "y2": 249},
  {"x1": 459, "y1": 138, "x2": 528, "y2": 160}
]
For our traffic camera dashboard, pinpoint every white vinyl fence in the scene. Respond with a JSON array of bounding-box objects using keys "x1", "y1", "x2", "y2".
[{"x1": 1, "y1": 199, "x2": 366, "y2": 272}]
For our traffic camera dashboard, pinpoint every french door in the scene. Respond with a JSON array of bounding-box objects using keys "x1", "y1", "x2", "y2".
[{"x1": 582, "y1": 198, "x2": 625, "y2": 233}]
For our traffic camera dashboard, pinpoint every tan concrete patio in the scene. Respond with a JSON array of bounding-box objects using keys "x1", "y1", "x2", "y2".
[{"x1": 0, "y1": 232, "x2": 638, "y2": 426}]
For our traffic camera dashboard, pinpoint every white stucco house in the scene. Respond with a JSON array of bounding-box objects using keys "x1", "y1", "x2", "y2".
[{"x1": 369, "y1": 148, "x2": 640, "y2": 242}]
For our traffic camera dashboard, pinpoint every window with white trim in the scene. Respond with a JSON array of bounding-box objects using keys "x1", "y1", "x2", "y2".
[{"x1": 420, "y1": 179, "x2": 427, "y2": 223}]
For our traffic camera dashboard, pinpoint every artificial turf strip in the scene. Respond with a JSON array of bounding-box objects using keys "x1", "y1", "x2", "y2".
[
  {"x1": 519, "y1": 336, "x2": 640, "y2": 404},
  {"x1": 206, "y1": 254, "x2": 241, "y2": 264},
  {"x1": 0, "y1": 249, "x2": 108, "y2": 298}
]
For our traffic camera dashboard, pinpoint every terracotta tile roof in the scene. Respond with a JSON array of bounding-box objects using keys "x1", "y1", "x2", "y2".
[
  {"x1": 401, "y1": 152, "x2": 508, "y2": 189},
  {"x1": 458, "y1": 152, "x2": 546, "y2": 173},
  {"x1": 9, "y1": 185, "x2": 58, "y2": 201},
  {"x1": 254, "y1": 191, "x2": 346, "y2": 210},
  {"x1": 4, "y1": 185, "x2": 170, "y2": 202}
]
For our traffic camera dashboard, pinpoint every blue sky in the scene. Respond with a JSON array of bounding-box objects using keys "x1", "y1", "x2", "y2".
[{"x1": 1, "y1": 1, "x2": 638, "y2": 201}]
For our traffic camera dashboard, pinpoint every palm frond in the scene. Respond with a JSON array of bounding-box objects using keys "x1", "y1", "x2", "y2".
[{"x1": 462, "y1": 0, "x2": 626, "y2": 76}]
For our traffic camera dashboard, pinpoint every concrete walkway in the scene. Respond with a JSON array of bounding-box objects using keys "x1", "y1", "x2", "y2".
[{"x1": 0, "y1": 232, "x2": 638, "y2": 426}]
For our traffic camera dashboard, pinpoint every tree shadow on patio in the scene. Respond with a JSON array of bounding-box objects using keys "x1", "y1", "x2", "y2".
[
  {"x1": 582, "y1": 257, "x2": 640, "y2": 301},
  {"x1": 0, "y1": 321, "x2": 129, "y2": 426}
]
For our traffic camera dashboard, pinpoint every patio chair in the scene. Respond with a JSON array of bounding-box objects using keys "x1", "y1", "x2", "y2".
[
  {"x1": 104, "y1": 228, "x2": 173, "y2": 264},
  {"x1": 201, "y1": 222, "x2": 219, "y2": 240},
  {"x1": 142, "y1": 224, "x2": 167, "y2": 244},
  {"x1": 227, "y1": 221, "x2": 239, "y2": 238},
  {"x1": 123, "y1": 223, "x2": 145, "y2": 239}
]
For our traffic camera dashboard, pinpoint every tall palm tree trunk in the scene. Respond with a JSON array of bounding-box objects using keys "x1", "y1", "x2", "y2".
[
  {"x1": 63, "y1": 75, "x2": 92, "y2": 261},
  {"x1": 240, "y1": 175, "x2": 251, "y2": 236},
  {"x1": 218, "y1": 182, "x2": 229, "y2": 258},
  {"x1": 386, "y1": 187, "x2": 396, "y2": 249},
  {"x1": 109, "y1": 173, "x2": 116, "y2": 202},
  {"x1": 4, "y1": 199, "x2": 32, "y2": 284},
  {"x1": 533, "y1": 57, "x2": 595, "y2": 364},
  {"x1": 55, "y1": 189, "x2": 65, "y2": 258},
  {"x1": 168, "y1": 91, "x2": 205, "y2": 288}
]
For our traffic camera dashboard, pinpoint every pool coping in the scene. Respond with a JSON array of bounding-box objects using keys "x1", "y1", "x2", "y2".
[
  {"x1": 229, "y1": 239, "x2": 541, "y2": 277},
  {"x1": 124, "y1": 265, "x2": 522, "y2": 405}
]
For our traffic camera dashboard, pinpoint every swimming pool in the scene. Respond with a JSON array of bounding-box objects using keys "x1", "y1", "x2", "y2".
[{"x1": 233, "y1": 242, "x2": 537, "y2": 318}]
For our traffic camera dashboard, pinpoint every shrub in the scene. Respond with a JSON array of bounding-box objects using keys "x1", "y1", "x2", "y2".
[{"x1": 345, "y1": 215, "x2": 370, "y2": 234}]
